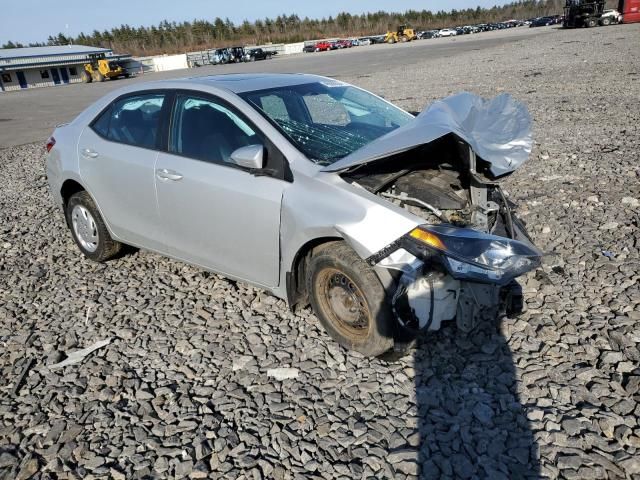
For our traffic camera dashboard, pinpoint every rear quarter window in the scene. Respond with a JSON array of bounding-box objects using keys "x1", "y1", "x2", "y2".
[
  {"x1": 91, "y1": 105, "x2": 111, "y2": 137},
  {"x1": 90, "y1": 93, "x2": 165, "y2": 150}
]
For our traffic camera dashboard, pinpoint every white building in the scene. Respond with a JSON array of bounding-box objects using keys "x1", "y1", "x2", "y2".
[{"x1": 0, "y1": 45, "x2": 130, "y2": 92}]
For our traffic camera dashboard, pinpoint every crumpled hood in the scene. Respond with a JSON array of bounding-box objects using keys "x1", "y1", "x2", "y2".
[{"x1": 321, "y1": 92, "x2": 533, "y2": 177}]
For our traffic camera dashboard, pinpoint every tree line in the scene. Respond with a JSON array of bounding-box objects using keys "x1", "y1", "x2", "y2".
[{"x1": 1, "y1": 0, "x2": 617, "y2": 56}]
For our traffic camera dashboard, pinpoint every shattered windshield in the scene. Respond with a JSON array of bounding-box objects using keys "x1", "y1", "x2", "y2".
[{"x1": 240, "y1": 82, "x2": 413, "y2": 165}]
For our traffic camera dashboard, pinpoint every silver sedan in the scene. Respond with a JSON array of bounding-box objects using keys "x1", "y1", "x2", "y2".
[{"x1": 46, "y1": 73, "x2": 541, "y2": 356}]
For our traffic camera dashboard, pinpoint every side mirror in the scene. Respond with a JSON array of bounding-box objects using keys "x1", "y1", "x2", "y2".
[{"x1": 229, "y1": 144, "x2": 264, "y2": 170}]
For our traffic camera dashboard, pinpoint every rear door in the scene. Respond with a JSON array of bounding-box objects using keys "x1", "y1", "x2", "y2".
[
  {"x1": 155, "y1": 92, "x2": 287, "y2": 287},
  {"x1": 77, "y1": 91, "x2": 168, "y2": 250}
]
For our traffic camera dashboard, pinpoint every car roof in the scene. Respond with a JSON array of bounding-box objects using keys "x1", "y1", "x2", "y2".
[
  {"x1": 116, "y1": 73, "x2": 327, "y2": 97},
  {"x1": 179, "y1": 73, "x2": 327, "y2": 94}
]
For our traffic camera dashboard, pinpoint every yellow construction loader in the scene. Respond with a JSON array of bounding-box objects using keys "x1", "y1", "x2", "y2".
[
  {"x1": 82, "y1": 53, "x2": 129, "y2": 83},
  {"x1": 384, "y1": 25, "x2": 417, "y2": 43}
]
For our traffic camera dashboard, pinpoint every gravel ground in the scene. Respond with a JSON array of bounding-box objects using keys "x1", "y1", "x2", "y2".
[{"x1": 1, "y1": 24, "x2": 639, "y2": 479}]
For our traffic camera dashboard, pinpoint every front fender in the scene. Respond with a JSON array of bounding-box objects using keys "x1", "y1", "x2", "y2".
[{"x1": 275, "y1": 172, "x2": 419, "y2": 299}]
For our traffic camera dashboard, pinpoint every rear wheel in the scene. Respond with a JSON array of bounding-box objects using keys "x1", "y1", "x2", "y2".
[
  {"x1": 66, "y1": 191, "x2": 122, "y2": 262},
  {"x1": 308, "y1": 242, "x2": 394, "y2": 357},
  {"x1": 586, "y1": 17, "x2": 597, "y2": 27},
  {"x1": 600, "y1": 17, "x2": 611, "y2": 26},
  {"x1": 81, "y1": 71, "x2": 92, "y2": 83},
  {"x1": 400, "y1": 35, "x2": 409, "y2": 42}
]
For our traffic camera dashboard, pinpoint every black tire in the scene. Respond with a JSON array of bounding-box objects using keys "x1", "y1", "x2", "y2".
[
  {"x1": 600, "y1": 17, "x2": 611, "y2": 26},
  {"x1": 307, "y1": 242, "x2": 394, "y2": 357},
  {"x1": 81, "y1": 71, "x2": 92, "y2": 83},
  {"x1": 266, "y1": 53, "x2": 272, "y2": 60},
  {"x1": 586, "y1": 18, "x2": 597, "y2": 28},
  {"x1": 65, "y1": 191, "x2": 122, "y2": 262}
]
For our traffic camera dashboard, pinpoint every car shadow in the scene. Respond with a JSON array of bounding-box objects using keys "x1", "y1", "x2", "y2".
[{"x1": 409, "y1": 315, "x2": 540, "y2": 479}]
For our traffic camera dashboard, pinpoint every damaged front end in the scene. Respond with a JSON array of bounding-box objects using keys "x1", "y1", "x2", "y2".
[{"x1": 333, "y1": 93, "x2": 542, "y2": 334}]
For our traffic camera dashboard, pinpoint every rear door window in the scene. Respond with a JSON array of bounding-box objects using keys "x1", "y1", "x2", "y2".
[{"x1": 91, "y1": 93, "x2": 165, "y2": 150}]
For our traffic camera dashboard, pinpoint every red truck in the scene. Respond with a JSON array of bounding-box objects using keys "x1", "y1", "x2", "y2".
[
  {"x1": 619, "y1": 0, "x2": 640, "y2": 22},
  {"x1": 314, "y1": 41, "x2": 332, "y2": 52}
]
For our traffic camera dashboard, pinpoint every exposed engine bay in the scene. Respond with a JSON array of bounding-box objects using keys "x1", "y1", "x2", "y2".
[
  {"x1": 343, "y1": 134, "x2": 515, "y2": 234},
  {"x1": 342, "y1": 134, "x2": 534, "y2": 335}
]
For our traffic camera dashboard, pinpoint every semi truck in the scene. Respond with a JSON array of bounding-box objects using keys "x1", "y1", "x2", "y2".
[{"x1": 564, "y1": 0, "x2": 640, "y2": 27}]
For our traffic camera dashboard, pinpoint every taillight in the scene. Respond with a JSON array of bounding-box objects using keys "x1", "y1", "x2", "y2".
[{"x1": 46, "y1": 136, "x2": 56, "y2": 153}]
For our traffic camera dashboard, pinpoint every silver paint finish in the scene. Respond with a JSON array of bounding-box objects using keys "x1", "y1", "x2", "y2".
[{"x1": 45, "y1": 74, "x2": 532, "y2": 318}]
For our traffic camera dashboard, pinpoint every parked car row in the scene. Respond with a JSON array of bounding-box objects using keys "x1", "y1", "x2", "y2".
[
  {"x1": 299, "y1": 16, "x2": 558, "y2": 57},
  {"x1": 414, "y1": 20, "x2": 532, "y2": 40},
  {"x1": 302, "y1": 19, "x2": 527, "y2": 52},
  {"x1": 529, "y1": 15, "x2": 563, "y2": 27},
  {"x1": 204, "y1": 46, "x2": 276, "y2": 65},
  {"x1": 303, "y1": 38, "x2": 364, "y2": 52}
]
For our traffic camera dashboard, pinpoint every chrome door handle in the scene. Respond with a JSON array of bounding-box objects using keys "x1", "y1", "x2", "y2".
[
  {"x1": 81, "y1": 148, "x2": 99, "y2": 159},
  {"x1": 156, "y1": 168, "x2": 183, "y2": 181}
]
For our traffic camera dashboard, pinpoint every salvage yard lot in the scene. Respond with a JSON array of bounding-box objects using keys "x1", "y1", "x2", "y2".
[{"x1": 1, "y1": 24, "x2": 640, "y2": 479}]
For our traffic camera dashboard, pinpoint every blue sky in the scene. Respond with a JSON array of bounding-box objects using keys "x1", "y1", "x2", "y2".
[{"x1": 1, "y1": 0, "x2": 510, "y2": 45}]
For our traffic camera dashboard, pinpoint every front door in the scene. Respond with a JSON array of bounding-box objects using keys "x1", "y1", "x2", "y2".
[
  {"x1": 60, "y1": 68, "x2": 69, "y2": 84},
  {"x1": 77, "y1": 92, "x2": 167, "y2": 250},
  {"x1": 51, "y1": 68, "x2": 61, "y2": 85},
  {"x1": 16, "y1": 71, "x2": 27, "y2": 89},
  {"x1": 155, "y1": 93, "x2": 286, "y2": 287}
]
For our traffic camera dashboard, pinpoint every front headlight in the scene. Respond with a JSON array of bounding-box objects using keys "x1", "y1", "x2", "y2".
[{"x1": 405, "y1": 225, "x2": 542, "y2": 284}]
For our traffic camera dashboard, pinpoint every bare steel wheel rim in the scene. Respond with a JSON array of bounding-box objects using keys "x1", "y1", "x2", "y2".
[
  {"x1": 71, "y1": 205, "x2": 99, "y2": 253},
  {"x1": 316, "y1": 268, "x2": 371, "y2": 340}
]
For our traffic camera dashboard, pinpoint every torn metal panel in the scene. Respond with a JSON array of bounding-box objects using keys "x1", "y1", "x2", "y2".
[
  {"x1": 47, "y1": 338, "x2": 112, "y2": 370},
  {"x1": 322, "y1": 92, "x2": 532, "y2": 177}
]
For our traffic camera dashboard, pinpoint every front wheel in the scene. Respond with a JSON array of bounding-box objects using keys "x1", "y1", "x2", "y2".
[
  {"x1": 65, "y1": 191, "x2": 122, "y2": 262},
  {"x1": 600, "y1": 17, "x2": 611, "y2": 26},
  {"x1": 307, "y1": 242, "x2": 394, "y2": 357},
  {"x1": 586, "y1": 18, "x2": 597, "y2": 27}
]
